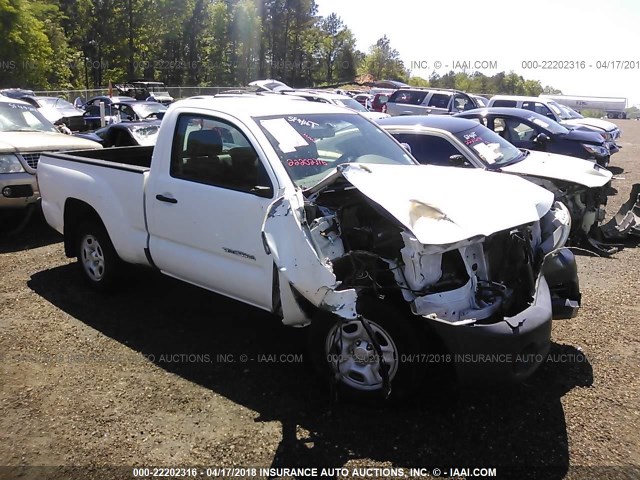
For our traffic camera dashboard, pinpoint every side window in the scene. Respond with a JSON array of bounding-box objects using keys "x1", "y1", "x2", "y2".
[
  {"x1": 119, "y1": 105, "x2": 135, "y2": 121},
  {"x1": 453, "y1": 95, "x2": 474, "y2": 111},
  {"x1": 502, "y1": 118, "x2": 537, "y2": 142},
  {"x1": 522, "y1": 101, "x2": 553, "y2": 118},
  {"x1": 492, "y1": 100, "x2": 517, "y2": 107},
  {"x1": 393, "y1": 133, "x2": 468, "y2": 166},
  {"x1": 170, "y1": 114, "x2": 273, "y2": 196},
  {"x1": 427, "y1": 93, "x2": 451, "y2": 109},
  {"x1": 389, "y1": 91, "x2": 428, "y2": 105}
]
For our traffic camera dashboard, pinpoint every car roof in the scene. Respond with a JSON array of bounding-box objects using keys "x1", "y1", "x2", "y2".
[
  {"x1": 88, "y1": 96, "x2": 136, "y2": 102},
  {"x1": 456, "y1": 107, "x2": 566, "y2": 128},
  {"x1": 458, "y1": 107, "x2": 560, "y2": 121},
  {"x1": 284, "y1": 90, "x2": 352, "y2": 101},
  {"x1": 176, "y1": 95, "x2": 358, "y2": 118},
  {"x1": 490, "y1": 95, "x2": 554, "y2": 103},
  {"x1": 376, "y1": 114, "x2": 479, "y2": 133},
  {"x1": 0, "y1": 96, "x2": 32, "y2": 106}
]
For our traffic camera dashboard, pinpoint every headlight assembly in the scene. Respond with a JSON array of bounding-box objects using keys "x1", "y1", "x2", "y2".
[
  {"x1": 539, "y1": 201, "x2": 572, "y2": 254},
  {"x1": 582, "y1": 143, "x2": 609, "y2": 158},
  {"x1": 0, "y1": 154, "x2": 25, "y2": 173}
]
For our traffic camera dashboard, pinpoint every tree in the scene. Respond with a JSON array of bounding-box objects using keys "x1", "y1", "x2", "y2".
[{"x1": 359, "y1": 35, "x2": 408, "y2": 82}]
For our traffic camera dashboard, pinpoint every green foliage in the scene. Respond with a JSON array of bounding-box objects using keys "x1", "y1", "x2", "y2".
[
  {"x1": 407, "y1": 76, "x2": 429, "y2": 87},
  {"x1": 425, "y1": 70, "x2": 557, "y2": 96},
  {"x1": 358, "y1": 35, "x2": 408, "y2": 82},
  {"x1": 0, "y1": 0, "x2": 561, "y2": 93}
]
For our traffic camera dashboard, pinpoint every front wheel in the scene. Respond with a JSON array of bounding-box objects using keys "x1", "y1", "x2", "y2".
[
  {"x1": 308, "y1": 299, "x2": 423, "y2": 401},
  {"x1": 76, "y1": 219, "x2": 123, "y2": 290}
]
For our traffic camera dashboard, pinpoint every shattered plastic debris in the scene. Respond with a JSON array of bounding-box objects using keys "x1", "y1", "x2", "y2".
[{"x1": 600, "y1": 183, "x2": 640, "y2": 239}]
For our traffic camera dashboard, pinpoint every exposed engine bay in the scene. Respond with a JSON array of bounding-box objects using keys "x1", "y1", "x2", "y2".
[{"x1": 302, "y1": 182, "x2": 573, "y2": 326}]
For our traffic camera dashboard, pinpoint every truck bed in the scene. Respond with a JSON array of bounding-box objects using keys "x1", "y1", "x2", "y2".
[{"x1": 45, "y1": 145, "x2": 154, "y2": 171}]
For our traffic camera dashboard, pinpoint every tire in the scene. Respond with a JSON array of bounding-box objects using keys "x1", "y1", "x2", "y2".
[
  {"x1": 75, "y1": 219, "x2": 123, "y2": 291},
  {"x1": 308, "y1": 298, "x2": 423, "y2": 401}
]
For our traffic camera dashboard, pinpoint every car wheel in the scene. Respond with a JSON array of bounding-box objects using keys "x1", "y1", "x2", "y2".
[
  {"x1": 308, "y1": 298, "x2": 423, "y2": 401},
  {"x1": 76, "y1": 219, "x2": 122, "y2": 290}
]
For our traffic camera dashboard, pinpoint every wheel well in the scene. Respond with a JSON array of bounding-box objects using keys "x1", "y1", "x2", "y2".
[{"x1": 63, "y1": 199, "x2": 104, "y2": 257}]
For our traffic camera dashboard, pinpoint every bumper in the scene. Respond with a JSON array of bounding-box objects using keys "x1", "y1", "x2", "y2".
[
  {"x1": 542, "y1": 249, "x2": 581, "y2": 319},
  {"x1": 427, "y1": 276, "x2": 553, "y2": 385},
  {"x1": 0, "y1": 172, "x2": 39, "y2": 209},
  {"x1": 606, "y1": 141, "x2": 620, "y2": 154}
]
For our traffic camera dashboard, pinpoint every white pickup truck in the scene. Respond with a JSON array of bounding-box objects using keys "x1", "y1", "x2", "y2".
[{"x1": 38, "y1": 97, "x2": 580, "y2": 399}]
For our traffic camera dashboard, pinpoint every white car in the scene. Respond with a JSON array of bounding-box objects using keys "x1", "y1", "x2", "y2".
[
  {"x1": 278, "y1": 89, "x2": 391, "y2": 120},
  {"x1": 377, "y1": 115, "x2": 613, "y2": 249},
  {"x1": 38, "y1": 97, "x2": 580, "y2": 397}
]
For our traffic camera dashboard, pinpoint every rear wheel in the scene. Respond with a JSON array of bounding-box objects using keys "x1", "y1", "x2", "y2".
[
  {"x1": 309, "y1": 298, "x2": 423, "y2": 401},
  {"x1": 76, "y1": 219, "x2": 122, "y2": 290}
]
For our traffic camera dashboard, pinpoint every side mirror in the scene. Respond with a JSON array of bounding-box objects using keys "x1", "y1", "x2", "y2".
[
  {"x1": 400, "y1": 142, "x2": 412, "y2": 154},
  {"x1": 449, "y1": 154, "x2": 469, "y2": 166},
  {"x1": 534, "y1": 133, "x2": 550, "y2": 144}
]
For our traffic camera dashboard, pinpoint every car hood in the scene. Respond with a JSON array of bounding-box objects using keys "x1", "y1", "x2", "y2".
[
  {"x1": 0, "y1": 131, "x2": 102, "y2": 153},
  {"x1": 38, "y1": 107, "x2": 85, "y2": 122},
  {"x1": 502, "y1": 151, "x2": 612, "y2": 188},
  {"x1": 562, "y1": 118, "x2": 617, "y2": 133},
  {"x1": 310, "y1": 163, "x2": 554, "y2": 245},
  {"x1": 561, "y1": 127, "x2": 607, "y2": 144},
  {"x1": 360, "y1": 111, "x2": 391, "y2": 120}
]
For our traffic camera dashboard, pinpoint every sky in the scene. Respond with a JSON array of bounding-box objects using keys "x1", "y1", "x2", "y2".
[{"x1": 316, "y1": 0, "x2": 640, "y2": 107}]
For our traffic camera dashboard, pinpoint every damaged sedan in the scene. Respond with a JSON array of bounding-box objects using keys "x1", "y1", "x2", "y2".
[{"x1": 377, "y1": 115, "x2": 615, "y2": 253}]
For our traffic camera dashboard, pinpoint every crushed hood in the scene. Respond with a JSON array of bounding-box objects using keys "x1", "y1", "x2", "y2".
[
  {"x1": 0, "y1": 131, "x2": 102, "y2": 153},
  {"x1": 502, "y1": 151, "x2": 612, "y2": 188},
  {"x1": 315, "y1": 163, "x2": 554, "y2": 245},
  {"x1": 562, "y1": 118, "x2": 617, "y2": 133}
]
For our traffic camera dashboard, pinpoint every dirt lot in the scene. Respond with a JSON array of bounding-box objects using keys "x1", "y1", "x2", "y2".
[{"x1": 1, "y1": 120, "x2": 639, "y2": 480}]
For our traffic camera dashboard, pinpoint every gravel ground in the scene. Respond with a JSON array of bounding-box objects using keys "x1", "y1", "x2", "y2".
[{"x1": 0, "y1": 120, "x2": 639, "y2": 480}]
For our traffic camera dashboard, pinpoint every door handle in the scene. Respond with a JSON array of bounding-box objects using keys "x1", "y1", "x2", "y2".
[{"x1": 156, "y1": 194, "x2": 178, "y2": 204}]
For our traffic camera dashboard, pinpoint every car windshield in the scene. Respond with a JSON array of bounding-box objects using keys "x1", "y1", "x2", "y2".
[
  {"x1": 524, "y1": 111, "x2": 570, "y2": 134},
  {"x1": 334, "y1": 97, "x2": 368, "y2": 112},
  {"x1": 0, "y1": 102, "x2": 58, "y2": 132},
  {"x1": 132, "y1": 103, "x2": 167, "y2": 118},
  {"x1": 558, "y1": 104, "x2": 584, "y2": 119},
  {"x1": 453, "y1": 124, "x2": 523, "y2": 167},
  {"x1": 38, "y1": 97, "x2": 76, "y2": 109},
  {"x1": 256, "y1": 113, "x2": 416, "y2": 189},
  {"x1": 548, "y1": 101, "x2": 572, "y2": 120}
]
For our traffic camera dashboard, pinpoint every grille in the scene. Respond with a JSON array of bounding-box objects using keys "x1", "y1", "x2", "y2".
[{"x1": 21, "y1": 153, "x2": 41, "y2": 169}]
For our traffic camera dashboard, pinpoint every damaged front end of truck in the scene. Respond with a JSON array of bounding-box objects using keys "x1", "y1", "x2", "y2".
[{"x1": 262, "y1": 162, "x2": 581, "y2": 396}]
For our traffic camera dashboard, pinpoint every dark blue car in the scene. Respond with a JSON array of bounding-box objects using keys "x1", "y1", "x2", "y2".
[{"x1": 456, "y1": 107, "x2": 611, "y2": 167}]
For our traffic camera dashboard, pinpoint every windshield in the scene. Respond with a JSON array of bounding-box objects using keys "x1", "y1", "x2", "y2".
[
  {"x1": 453, "y1": 124, "x2": 523, "y2": 167},
  {"x1": 0, "y1": 102, "x2": 58, "y2": 132},
  {"x1": 558, "y1": 104, "x2": 584, "y2": 119},
  {"x1": 256, "y1": 113, "x2": 416, "y2": 189},
  {"x1": 334, "y1": 98, "x2": 368, "y2": 112},
  {"x1": 38, "y1": 97, "x2": 76, "y2": 109},
  {"x1": 133, "y1": 103, "x2": 167, "y2": 118},
  {"x1": 524, "y1": 111, "x2": 570, "y2": 134},
  {"x1": 548, "y1": 101, "x2": 572, "y2": 120}
]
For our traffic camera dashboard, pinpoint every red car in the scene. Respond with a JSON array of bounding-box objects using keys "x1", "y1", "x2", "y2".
[{"x1": 371, "y1": 93, "x2": 390, "y2": 112}]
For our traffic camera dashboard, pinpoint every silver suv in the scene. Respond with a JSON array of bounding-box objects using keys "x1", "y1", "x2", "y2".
[{"x1": 385, "y1": 88, "x2": 479, "y2": 116}]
